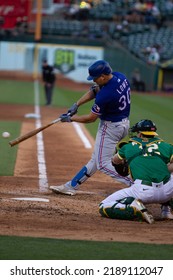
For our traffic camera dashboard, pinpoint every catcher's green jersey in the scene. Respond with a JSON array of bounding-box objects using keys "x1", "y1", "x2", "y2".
[{"x1": 118, "y1": 137, "x2": 173, "y2": 182}]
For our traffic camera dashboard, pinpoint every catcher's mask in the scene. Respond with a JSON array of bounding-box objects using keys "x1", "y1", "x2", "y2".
[
  {"x1": 87, "y1": 60, "x2": 112, "y2": 81},
  {"x1": 130, "y1": 119, "x2": 158, "y2": 136}
]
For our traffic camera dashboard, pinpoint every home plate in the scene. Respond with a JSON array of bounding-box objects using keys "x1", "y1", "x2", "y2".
[
  {"x1": 11, "y1": 197, "x2": 49, "y2": 202},
  {"x1": 76, "y1": 191, "x2": 96, "y2": 195}
]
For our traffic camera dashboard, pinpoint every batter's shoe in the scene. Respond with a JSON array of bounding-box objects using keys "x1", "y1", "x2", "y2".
[
  {"x1": 161, "y1": 205, "x2": 173, "y2": 220},
  {"x1": 131, "y1": 199, "x2": 154, "y2": 224},
  {"x1": 49, "y1": 184, "x2": 76, "y2": 196}
]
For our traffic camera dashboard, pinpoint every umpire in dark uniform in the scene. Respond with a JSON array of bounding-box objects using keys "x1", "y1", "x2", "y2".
[{"x1": 42, "y1": 59, "x2": 56, "y2": 106}]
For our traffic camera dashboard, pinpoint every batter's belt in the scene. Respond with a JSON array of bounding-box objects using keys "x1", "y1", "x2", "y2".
[
  {"x1": 141, "y1": 176, "x2": 170, "y2": 187},
  {"x1": 102, "y1": 117, "x2": 129, "y2": 124}
]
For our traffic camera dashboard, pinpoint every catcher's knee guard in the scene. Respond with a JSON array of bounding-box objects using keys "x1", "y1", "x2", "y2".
[{"x1": 71, "y1": 166, "x2": 90, "y2": 188}]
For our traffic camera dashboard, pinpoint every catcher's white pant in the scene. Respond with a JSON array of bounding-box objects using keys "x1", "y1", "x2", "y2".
[{"x1": 101, "y1": 174, "x2": 173, "y2": 208}]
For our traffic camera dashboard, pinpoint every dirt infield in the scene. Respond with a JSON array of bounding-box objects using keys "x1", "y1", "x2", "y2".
[{"x1": 0, "y1": 78, "x2": 173, "y2": 244}]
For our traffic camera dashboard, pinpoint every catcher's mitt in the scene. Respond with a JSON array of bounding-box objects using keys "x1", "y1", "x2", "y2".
[{"x1": 112, "y1": 160, "x2": 129, "y2": 177}]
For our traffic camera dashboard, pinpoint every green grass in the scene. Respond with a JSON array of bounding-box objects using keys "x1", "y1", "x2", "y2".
[
  {"x1": 0, "y1": 80, "x2": 35, "y2": 105},
  {"x1": 54, "y1": 88, "x2": 173, "y2": 142},
  {"x1": 130, "y1": 93, "x2": 173, "y2": 142},
  {"x1": 1, "y1": 80, "x2": 172, "y2": 140},
  {"x1": 0, "y1": 235, "x2": 173, "y2": 260},
  {"x1": 0, "y1": 121, "x2": 21, "y2": 175},
  {"x1": 54, "y1": 87, "x2": 173, "y2": 141},
  {"x1": 0, "y1": 79, "x2": 173, "y2": 260}
]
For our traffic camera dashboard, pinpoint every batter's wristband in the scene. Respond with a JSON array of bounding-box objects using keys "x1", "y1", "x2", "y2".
[{"x1": 90, "y1": 85, "x2": 99, "y2": 96}]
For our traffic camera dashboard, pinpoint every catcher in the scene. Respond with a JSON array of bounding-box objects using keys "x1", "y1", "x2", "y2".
[{"x1": 99, "y1": 119, "x2": 173, "y2": 224}]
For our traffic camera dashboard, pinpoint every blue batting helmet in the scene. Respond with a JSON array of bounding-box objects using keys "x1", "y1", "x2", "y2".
[{"x1": 87, "y1": 60, "x2": 112, "y2": 81}]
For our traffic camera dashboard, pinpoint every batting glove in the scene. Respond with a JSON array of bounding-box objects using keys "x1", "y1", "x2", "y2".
[
  {"x1": 60, "y1": 113, "x2": 72, "y2": 122},
  {"x1": 68, "y1": 103, "x2": 78, "y2": 116}
]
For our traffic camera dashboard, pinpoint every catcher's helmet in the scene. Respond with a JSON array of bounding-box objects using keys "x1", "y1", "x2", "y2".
[
  {"x1": 87, "y1": 60, "x2": 112, "y2": 81},
  {"x1": 130, "y1": 119, "x2": 158, "y2": 136}
]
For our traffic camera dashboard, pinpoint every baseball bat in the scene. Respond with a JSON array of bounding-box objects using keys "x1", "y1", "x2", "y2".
[{"x1": 9, "y1": 117, "x2": 61, "y2": 147}]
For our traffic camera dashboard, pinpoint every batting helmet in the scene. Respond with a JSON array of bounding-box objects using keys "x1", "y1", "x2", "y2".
[
  {"x1": 87, "y1": 60, "x2": 112, "y2": 81},
  {"x1": 130, "y1": 119, "x2": 158, "y2": 136}
]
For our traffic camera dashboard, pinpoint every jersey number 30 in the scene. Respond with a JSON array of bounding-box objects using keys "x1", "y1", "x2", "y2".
[{"x1": 118, "y1": 88, "x2": 131, "y2": 111}]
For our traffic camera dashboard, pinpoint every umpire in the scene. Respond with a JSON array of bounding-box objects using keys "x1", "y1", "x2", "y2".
[{"x1": 42, "y1": 59, "x2": 56, "y2": 106}]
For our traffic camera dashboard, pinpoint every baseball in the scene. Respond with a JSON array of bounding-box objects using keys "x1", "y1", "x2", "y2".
[{"x1": 2, "y1": 131, "x2": 10, "y2": 138}]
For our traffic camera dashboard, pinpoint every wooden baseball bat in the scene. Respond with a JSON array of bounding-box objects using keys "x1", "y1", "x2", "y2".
[{"x1": 9, "y1": 117, "x2": 61, "y2": 147}]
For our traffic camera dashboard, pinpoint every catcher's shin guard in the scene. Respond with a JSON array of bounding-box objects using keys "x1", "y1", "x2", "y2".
[
  {"x1": 71, "y1": 166, "x2": 90, "y2": 188},
  {"x1": 99, "y1": 203, "x2": 142, "y2": 221},
  {"x1": 99, "y1": 196, "x2": 149, "y2": 221}
]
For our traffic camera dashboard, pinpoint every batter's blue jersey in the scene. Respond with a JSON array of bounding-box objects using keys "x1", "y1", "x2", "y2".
[{"x1": 91, "y1": 72, "x2": 131, "y2": 122}]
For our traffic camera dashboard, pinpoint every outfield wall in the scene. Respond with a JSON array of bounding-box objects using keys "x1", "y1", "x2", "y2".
[
  {"x1": 0, "y1": 40, "x2": 158, "y2": 91},
  {"x1": 0, "y1": 41, "x2": 103, "y2": 83}
]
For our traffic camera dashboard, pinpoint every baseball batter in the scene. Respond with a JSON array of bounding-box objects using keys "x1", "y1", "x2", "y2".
[
  {"x1": 50, "y1": 60, "x2": 132, "y2": 195},
  {"x1": 99, "y1": 119, "x2": 173, "y2": 224}
]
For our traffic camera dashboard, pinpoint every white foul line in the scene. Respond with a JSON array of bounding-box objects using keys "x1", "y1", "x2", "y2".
[
  {"x1": 34, "y1": 80, "x2": 48, "y2": 192},
  {"x1": 72, "y1": 122, "x2": 92, "y2": 149}
]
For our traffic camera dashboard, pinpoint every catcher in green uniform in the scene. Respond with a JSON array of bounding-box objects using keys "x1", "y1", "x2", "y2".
[{"x1": 99, "y1": 119, "x2": 173, "y2": 224}]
